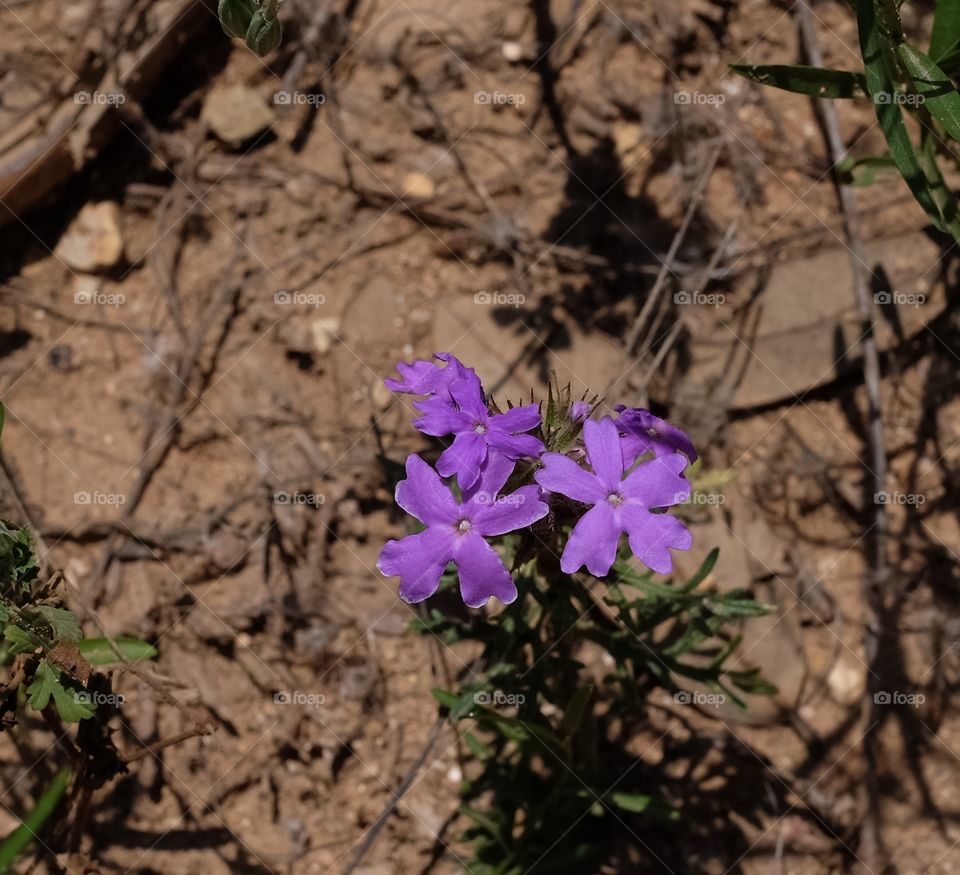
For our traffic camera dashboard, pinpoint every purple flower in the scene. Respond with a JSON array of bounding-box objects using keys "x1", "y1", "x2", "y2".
[
  {"x1": 378, "y1": 454, "x2": 548, "y2": 607},
  {"x1": 384, "y1": 352, "x2": 480, "y2": 401},
  {"x1": 414, "y1": 379, "x2": 544, "y2": 491},
  {"x1": 615, "y1": 406, "x2": 698, "y2": 467},
  {"x1": 535, "y1": 417, "x2": 693, "y2": 576},
  {"x1": 570, "y1": 401, "x2": 592, "y2": 423}
]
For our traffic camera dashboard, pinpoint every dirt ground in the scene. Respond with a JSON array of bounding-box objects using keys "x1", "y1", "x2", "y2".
[{"x1": 1, "y1": 0, "x2": 960, "y2": 872}]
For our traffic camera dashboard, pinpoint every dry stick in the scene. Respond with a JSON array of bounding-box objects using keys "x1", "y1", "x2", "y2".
[
  {"x1": 340, "y1": 715, "x2": 447, "y2": 875},
  {"x1": 795, "y1": 3, "x2": 888, "y2": 871},
  {"x1": 616, "y1": 141, "x2": 724, "y2": 390}
]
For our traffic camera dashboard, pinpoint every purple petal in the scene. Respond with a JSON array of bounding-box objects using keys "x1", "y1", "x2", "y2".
[
  {"x1": 570, "y1": 401, "x2": 592, "y2": 423},
  {"x1": 449, "y1": 375, "x2": 488, "y2": 420},
  {"x1": 490, "y1": 404, "x2": 541, "y2": 434},
  {"x1": 487, "y1": 430, "x2": 545, "y2": 460},
  {"x1": 395, "y1": 455, "x2": 458, "y2": 525},
  {"x1": 454, "y1": 535, "x2": 517, "y2": 607},
  {"x1": 616, "y1": 406, "x2": 698, "y2": 465},
  {"x1": 463, "y1": 452, "x2": 516, "y2": 507},
  {"x1": 560, "y1": 502, "x2": 621, "y2": 576},
  {"x1": 621, "y1": 455, "x2": 691, "y2": 508},
  {"x1": 437, "y1": 432, "x2": 488, "y2": 490},
  {"x1": 534, "y1": 453, "x2": 605, "y2": 504},
  {"x1": 621, "y1": 506, "x2": 693, "y2": 575},
  {"x1": 582, "y1": 418, "x2": 624, "y2": 491},
  {"x1": 384, "y1": 353, "x2": 481, "y2": 402},
  {"x1": 412, "y1": 396, "x2": 471, "y2": 437},
  {"x1": 472, "y1": 485, "x2": 549, "y2": 536},
  {"x1": 378, "y1": 527, "x2": 456, "y2": 603}
]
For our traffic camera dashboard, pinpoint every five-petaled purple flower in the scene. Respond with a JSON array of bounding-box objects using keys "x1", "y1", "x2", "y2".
[
  {"x1": 414, "y1": 378, "x2": 544, "y2": 491},
  {"x1": 384, "y1": 352, "x2": 480, "y2": 402},
  {"x1": 535, "y1": 417, "x2": 693, "y2": 577},
  {"x1": 378, "y1": 454, "x2": 548, "y2": 607},
  {"x1": 616, "y1": 405, "x2": 698, "y2": 467}
]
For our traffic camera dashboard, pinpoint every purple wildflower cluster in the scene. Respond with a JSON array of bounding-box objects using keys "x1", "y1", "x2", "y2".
[{"x1": 378, "y1": 353, "x2": 697, "y2": 608}]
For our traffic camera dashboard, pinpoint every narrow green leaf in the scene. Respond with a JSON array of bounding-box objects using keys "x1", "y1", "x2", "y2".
[
  {"x1": 931, "y1": 0, "x2": 960, "y2": 62},
  {"x1": 857, "y1": 0, "x2": 949, "y2": 232},
  {"x1": 681, "y1": 547, "x2": 719, "y2": 593},
  {"x1": 837, "y1": 154, "x2": 898, "y2": 186},
  {"x1": 898, "y1": 42, "x2": 960, "y2": 140},
  {"x1": 730, "y1": 63, "x2": 866, "y2": 98},
  {"x1": 0, "y1": 767, "x2": 72, "y2": 874},
  {"x1": 610, "y1": 792, "x2": 681, "y2": 821},
  {"x1": 78, "y1": 636, "x2": 157, "y2": 665},
  {"x1": 559, "y1": 684, "x2": 594, "y2": 737}
]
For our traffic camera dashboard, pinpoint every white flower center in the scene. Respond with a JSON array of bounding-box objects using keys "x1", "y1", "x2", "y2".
[
  {"x1": 473, "y1": 423, "x2": 487, "y2": 434},
  {"x1": 647, "y1": 427, "x2": 659, "y2": 437},
  {"x1": 457, "y1": 519, "x2": 472, "y2": 534},
  {"x1": 607, "y1": 492, "x2": 624, "y2": 506}
]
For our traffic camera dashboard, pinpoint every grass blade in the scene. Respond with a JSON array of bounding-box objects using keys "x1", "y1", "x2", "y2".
[{"x1": 0, "y1": 768, "x2": 72, "y2": 873}]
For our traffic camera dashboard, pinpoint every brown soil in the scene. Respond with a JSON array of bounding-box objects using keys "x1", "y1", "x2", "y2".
[{"x1": 1, "y1": 0, "x2": 959, "y2": 873}]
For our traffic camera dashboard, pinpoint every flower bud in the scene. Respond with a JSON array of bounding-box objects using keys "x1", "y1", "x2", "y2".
[
  {"x1": 218, "y1": 0, "x2": 257, "y2": 39},
  {"x1": 245, "y1": 6, "x2": 282, "y2": 55}
]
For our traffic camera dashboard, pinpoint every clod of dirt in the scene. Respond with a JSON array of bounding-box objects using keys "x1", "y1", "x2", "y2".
[
  {"x1": 311, "y1": 317, "x2": 340, "y2": 355},
  {"x1": 401, "y1": 171, "x2": 435, "y2": 199},
  {"x1": 54, "y1": 202, "x2": 124, "y2": 272},
  {"x1": 201, "y1": 85, "x2": 274, "y2": 146}
]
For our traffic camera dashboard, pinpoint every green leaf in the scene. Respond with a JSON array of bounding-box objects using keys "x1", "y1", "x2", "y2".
[
  {"x1": 931, "y1": 0, "x2": 960, "y2": 62},
  {"x1": 610, "y1": 792, "x2": 680, "y2": 821},
  {"x1": 898, "y1": 42, "x2": 960, "y2": 140},
  {"x1": 857, "y1": 0, "x2": 950, "y2": 234},
  {"x1": 3, "y1": 624, "x2": 39, "y2": 655},
  {"x1": 30, "y1": 607, "x2": 81, "y2": 643},
  {"x1": 681, "y1": 547, "x2": 719, "y2": 593},
  {"x1": 78, "y1": 636, "x2": 157, "y2": 665},
  {"x1": 26, "y1": 660, "x2": 95, "y2": 722},
  {"x1": 730, "y1": 63, "x2": 866, "y2": 98},
  {"x1": 0, "y1": 522, "x2": 39, "y2": 594},
  {"x1": 559, "y1": 684, "x2": 594, "y2": 738},
  {"x1": 0, "y1": 767, "x2": 72, "y2": 874},
  {"x1": 837, "y1": 154, "x2": 898, "y2": 186}
]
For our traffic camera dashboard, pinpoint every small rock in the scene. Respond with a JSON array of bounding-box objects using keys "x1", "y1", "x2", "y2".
[
  {"x1": 55, "y1": 202, "x2": 124, "y2": 272},
  {"x1": 401, "y1": 171, "x2": 434, "y2": 199},
  {"x1": 502, "y1": 40, "x2": 524, "y2": 62},
  {"x1": 828, "y1": 659, "x2": 865, "y2": 705},
  {"x1": 202, "y1": 85, "x2": 274, "y2": 145},
  {"x1": 310, "y1": 317, "x2": 340, "y2": 355},
  {"x1": 371, "y1": 379, "x2": 392, "y2": 410}
]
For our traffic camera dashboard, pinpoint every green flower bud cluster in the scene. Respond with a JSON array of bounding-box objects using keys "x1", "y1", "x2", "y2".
[{"x1": 217, "y1": 0, "x2": 282, "y2": 55}]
